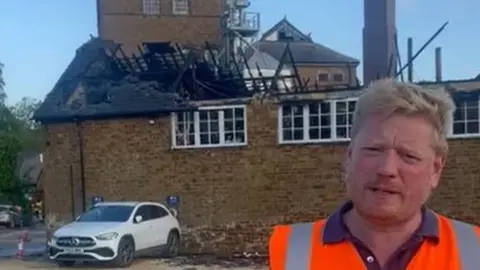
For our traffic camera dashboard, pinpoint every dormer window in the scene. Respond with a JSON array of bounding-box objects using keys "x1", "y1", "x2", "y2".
[{"x1": 278, "y1": 30, "x2": 294, "y2": 41}]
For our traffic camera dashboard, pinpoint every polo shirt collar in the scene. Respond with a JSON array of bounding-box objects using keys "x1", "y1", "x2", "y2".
[{"x1": 322, "y1": 201, "x2": 439, "y2": 244}]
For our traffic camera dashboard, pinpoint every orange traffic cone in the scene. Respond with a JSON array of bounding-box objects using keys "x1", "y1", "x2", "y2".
[{"x1": 16, "y1": 231, "x2": 29, "y2": 259}]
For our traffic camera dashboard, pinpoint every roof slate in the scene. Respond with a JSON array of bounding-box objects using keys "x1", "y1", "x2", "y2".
[
  {"x1": 248, "y1": 17, "x2": 359, "y2": 65},
  {"x1": 246, "y1": 41, "x2": 360, "y2": 65}
]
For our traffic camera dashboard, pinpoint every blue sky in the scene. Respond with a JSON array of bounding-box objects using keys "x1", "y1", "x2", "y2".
[{"x1": 0, "y1": 0, "x2": 478, "y2": 105}]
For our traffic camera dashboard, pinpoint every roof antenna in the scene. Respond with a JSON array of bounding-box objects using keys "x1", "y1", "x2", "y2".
[{"x1": 396, "y1": 21, "x2": 448, "y2": 77}]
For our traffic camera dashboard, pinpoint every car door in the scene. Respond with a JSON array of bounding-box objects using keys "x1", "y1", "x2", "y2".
[
  {"x1": 148, "y1": 205, "x2": 171, "y2": 246},
  {"x1": 130, "y1": 205, "x2": 152, "y2": 250}
]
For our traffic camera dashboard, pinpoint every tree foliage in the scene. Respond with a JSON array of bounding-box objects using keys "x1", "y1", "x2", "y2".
[
  {"x1": 0, "y1": 62, "x2": 5, "y2": 104},
  {"x1": 0, "y1": 61, "x2": 43, "y2": 204}
]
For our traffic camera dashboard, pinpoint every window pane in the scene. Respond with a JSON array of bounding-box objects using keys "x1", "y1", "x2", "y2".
[
  {"x1": 336, "y1": 114, "x2": 347, "y2": 125},
  {"x1": 309, "y1": 128, "x2": 319, "y2": 140},
  {"x1": 199, "y1": 111, "x2": 208, "y2": 120},
  {"x1": 453, "y1": 122, "x2": 465, "y2": 134},
  {"x1": 293, "y1": 105, "x2": 303, "y2": 116},
  {"x1": 309, "y1": 103, "x2": 319, "y2": 114},
  {"x1": 235, "y1": 132, "x2": 245, "y2": 143},
  {"x1": 225, "y1": 120, "x2": 233, "y2": 132},
  {"x1": 177, "y1": 112, "x2": 185, "y2": 122},
  {"x1": 454, "y1": 108, "x2": 465, "y2": 121},
  {"x1": 224, "y1": 109, "x2": 233, "y2": 119},
  {"x1": 235, "y1": 120, "x2": 244, "y2": 131},
  {"x1": 283, "y1": 130, "x2": 293, "y2": 140},
  {"x1": 336, "y1": 102, "x2": 346, "y2": 113},
  {"x1": 320, "y1": 102, "x2": 330, "y2": 114},
  {"x1": 188, "y1": 134, "x2": 195, "y2": 145},
  {"x1": 211, "y1": 121, "x2": 219, "y2": 131},
  {"x1": 200, "y1": 122, "x2": 208, "y2": 132},
  {"x1": 309, "y1": 116, "x2": 319, "y2": 127},
  {"x1": 283, "y1": 117, "x2": 292, "y2": 128},
  {"x1": 234, "y1": 108, "x2": 244, "y2": 118},
  {"x1": 225, "y1": 132, "x2": 234, "y2": 142},
  {"x1": 466, "y1": 107, "x2": 478, "y2": 120},
  {"x1": 320, "y1": 115, "x2": 330, "y2": 126},
  {"x1": 293, "y1": 129, "x2": 303, "y2": 140},
  {"x1": 211, "y1": 134, "x2": 220, "y2": 144},
  {"x1": 321, "y1": 128, "x2": 331, "y2": 139},
  {"x1": 466, "y1": 121, "x2": 479, "y2": 134},
  {"x1": 348, "y1": 101, "x2": 356, "y2": 112},
  {"x1": 283, "y1": 105, "x2": 292, "y2": 116},
  {"x1": 210, "y1": 111, "x2": 219, "y2": 120},
  {"x1": 348, "y1": 113, "x2": 354, "y2": 125},
  {"x1": 336, "y1": 127, "x2": 347, "y2": 138},
  {"x1": 200, "y1": 134, "x2": 209, "y2": 144},
  {"x1": 293, "y1": 117, "x2": 303, "y2": 128}
]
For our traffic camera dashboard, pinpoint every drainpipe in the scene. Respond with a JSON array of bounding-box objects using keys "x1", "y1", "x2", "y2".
[{"x1": 75, "y1": 120, "x2": 87, "y2": 212}]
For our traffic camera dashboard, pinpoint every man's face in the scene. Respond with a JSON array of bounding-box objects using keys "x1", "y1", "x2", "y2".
[{"x1": 345, "y1": 113, "x2": 445, "y2": 222}]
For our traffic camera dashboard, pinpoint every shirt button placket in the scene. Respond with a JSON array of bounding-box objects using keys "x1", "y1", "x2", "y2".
[{"x1": 366, "y1": 256, "x2": 375, "y2": 263}]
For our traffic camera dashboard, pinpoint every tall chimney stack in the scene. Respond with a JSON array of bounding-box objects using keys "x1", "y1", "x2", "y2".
[
  {"x1": 407, "y1": 38, "x2": 413, "y2": 82},
  {"x1": 435, "y1": 47, "x2": 442, "y2": 82},
  {"x1": 363, "y1": 0, "x2": 397, "y2": 86}
]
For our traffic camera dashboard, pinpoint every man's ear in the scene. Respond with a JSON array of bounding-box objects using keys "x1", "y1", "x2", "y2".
[
  {"x1": 430, "y1": 154, "x2": 446, "y2": 189},
  {"x1": 342, "y1": 142, "x2": 354, "y2": 182}
]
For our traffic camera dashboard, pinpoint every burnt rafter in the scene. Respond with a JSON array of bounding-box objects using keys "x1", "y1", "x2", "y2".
[
  {"x1": 34, "y1": 37, "x2": 323, "y2": 124},
  {"x1": 105, "y1": 40, "x2": 306, "y2": 97}
]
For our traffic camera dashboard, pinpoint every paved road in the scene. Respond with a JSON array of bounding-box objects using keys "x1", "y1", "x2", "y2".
[{"x1": 0, "y1": 225, "x2": 46, "y2": 258}]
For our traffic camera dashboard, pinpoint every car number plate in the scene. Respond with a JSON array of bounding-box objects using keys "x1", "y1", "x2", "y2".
[{"x1": 63, "y1": 248, "x2": 84, "y2": 253}]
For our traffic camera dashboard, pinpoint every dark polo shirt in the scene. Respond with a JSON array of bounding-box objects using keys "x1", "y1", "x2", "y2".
[{"x1": 322, "y1": 201, "x2": 439, "y2": 270}]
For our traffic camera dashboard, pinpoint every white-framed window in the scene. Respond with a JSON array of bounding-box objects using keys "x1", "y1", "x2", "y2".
[
  {"x1": 172, "y1": 0, "x2": 189, "y2": 15},
  {"x1": 278, "y1": 98, "x2": 357, "y2": 143},
  {"x1": 171, "y1": 105, "x2": 247, "y2": 148},
  {"x1": 449, "y1": 99, "x2": 480, "y2": 137},
  {"x1": 142, "y1": 0, "x2": 160, "y2": 15}
]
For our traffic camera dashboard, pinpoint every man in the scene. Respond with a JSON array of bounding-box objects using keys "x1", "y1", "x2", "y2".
[{"x1": 269, "y1": 79, "x2": 480, "y2": 269}]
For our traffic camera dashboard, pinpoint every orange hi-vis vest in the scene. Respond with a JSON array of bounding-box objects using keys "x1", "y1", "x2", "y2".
[{"x1": 269, "y1": 214, "x2": 480, "y2": 269}]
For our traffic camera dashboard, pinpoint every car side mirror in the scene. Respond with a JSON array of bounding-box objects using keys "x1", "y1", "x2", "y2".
[{"x1": 134, "y1": 215, "x2": 143, "y2": 223}]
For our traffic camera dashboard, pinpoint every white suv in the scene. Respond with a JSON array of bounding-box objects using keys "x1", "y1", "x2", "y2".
[{"x1": 48, "y1": 201, "x2": 181, "y2": 267}]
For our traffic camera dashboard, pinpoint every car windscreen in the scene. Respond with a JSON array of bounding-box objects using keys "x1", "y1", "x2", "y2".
[{"x1": 77, "y1": 205, "x2": 134, "y2": 222}]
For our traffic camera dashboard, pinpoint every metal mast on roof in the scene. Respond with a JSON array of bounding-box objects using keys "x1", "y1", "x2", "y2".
[{"x1": 221, "y1": 0, "x2": 260, "y2": 68}]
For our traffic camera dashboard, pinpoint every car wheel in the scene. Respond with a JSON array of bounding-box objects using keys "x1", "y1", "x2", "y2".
[
  {"x1": 55, "y1": 260, "x2": 75, "y2": 267},
  {"x1": 112, "y1": 237, "x2": 135, "y2": 267},
  {"x1": 6, "y1": 218, "x2": 14, "y2": 229},
  {"x1": 161, "y1": 230, "x2": 180, "y2": 258}
]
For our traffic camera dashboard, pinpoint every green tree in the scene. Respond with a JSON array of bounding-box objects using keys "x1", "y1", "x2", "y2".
[
  {"x1": 9, "y1": 97, "x2": 44, "y2": 151},
  {"x1": 0, "y1": 62, "x2": 5, "y2": 105},
  {"x1": 0, "y1": 61, "x2": 41, "y2": 205},
  {"x1": 10, "y1": 97, "x2": 42, "y2": 129}
]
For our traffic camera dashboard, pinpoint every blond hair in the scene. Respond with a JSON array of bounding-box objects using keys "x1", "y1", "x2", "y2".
[{"x1": 351, "y1": 78, "x2": 456, "y2": 155}]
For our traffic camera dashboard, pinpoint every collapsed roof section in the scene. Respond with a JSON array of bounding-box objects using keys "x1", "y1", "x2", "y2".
[{"x1": 33, "y1": 37, "x2": 315, "y2": 123}]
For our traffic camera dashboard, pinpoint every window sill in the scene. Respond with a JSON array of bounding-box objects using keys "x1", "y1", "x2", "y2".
[
  {"x1": 448, "y1": 134, "x2": 480, "y2": 140},
  {"x1": 278, "y1": 139, "x2": 351, "y2": 145},
  {"x1": 172, "y1": 142, "x2": 247, "y2": 150}
]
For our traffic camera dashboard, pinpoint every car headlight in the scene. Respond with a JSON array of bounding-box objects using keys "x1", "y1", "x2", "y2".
[{"x1": 95, "y1": 232, "x2": 119, "y2": 241}]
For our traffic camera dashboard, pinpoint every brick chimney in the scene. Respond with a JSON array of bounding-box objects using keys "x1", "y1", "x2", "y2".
[{"x1": 363, "y1": 0, "x2": 397, "y2": 86}]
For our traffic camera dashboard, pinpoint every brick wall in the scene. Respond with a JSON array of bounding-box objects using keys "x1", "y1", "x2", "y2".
[
  {"x1": 97, "y1": 0, "x2": 223, "y2": 53},
  {"x1": 42, "y1": 100, "x2": 480, "y2": 253}
]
